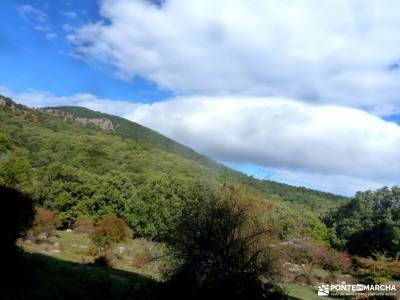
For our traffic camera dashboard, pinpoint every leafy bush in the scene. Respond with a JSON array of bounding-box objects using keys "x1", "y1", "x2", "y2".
[
  {"x1": 90, "y1": 215, "x2": 132, "y2": 253},
  {"x1": 325, "y1": 186, "x2": 400, "y2": 257},
  {"x1": 281, "y1": 239, "x2": 352, "y2": 272},
  {"x1": 355, "y1": 253, "x2": 400, "y2": 284},
  {"x1": 72, "y1": 215, "x2": 94, "y2": 234},
  {"x1": 32, "y1": 208, "x2": 60, "y2": 240},
  {"x1": 0, "y1": 132, "x2": 12, "y2": 153},
  {"x1": 165, "y1": 185, "x2": 284, "y2": 299}
]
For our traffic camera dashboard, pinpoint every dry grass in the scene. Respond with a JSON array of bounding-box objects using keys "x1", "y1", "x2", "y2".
[{"x1": 19, "y1": 229, "x2": 166, "y2": 280}]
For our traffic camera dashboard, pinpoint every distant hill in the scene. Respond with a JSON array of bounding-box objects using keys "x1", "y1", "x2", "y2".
[
  {"x1": 45, "y1": 104, "x2": 347, "y2": 212},
  {"x1": 45, "y1": 105, "x2": 230, "y2": 172},
  {"x1": 0, "y1": 95, "x2": 347, "y2": 238}
]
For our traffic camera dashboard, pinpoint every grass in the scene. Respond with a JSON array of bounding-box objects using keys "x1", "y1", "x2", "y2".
[
  {"x1": 281, "y1": 283, "x2": 338, "y2": 300},
  {"x1": 20, "y1": 230, "x2": 166, "y2": 280}
]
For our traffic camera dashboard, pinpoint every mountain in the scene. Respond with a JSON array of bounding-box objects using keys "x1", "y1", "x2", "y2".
[{"x1": 0, "y1": 95, "x2": 347, "y2": 238}]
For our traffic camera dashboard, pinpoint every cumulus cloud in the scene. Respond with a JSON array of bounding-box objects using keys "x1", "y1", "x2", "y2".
[
  {"x1": 70, "y1": 0, "x2": 400, "y2": 115},
  {"x1": 124, "y1": 96, "x2": 400, "y2": 190}
]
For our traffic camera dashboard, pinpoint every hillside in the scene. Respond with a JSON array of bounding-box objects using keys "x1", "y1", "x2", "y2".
[
  {"x1": 44, "y1": 105, "x2": 231, "y2": 173},
  {"x1": 44, "y1": 102, "x2": 347, "y2": 211},
  {"x1": 0, "y1": 95, "x2": 346, "y2": 234}
]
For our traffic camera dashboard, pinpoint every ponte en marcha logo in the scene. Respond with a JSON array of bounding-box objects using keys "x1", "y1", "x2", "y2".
[{"x1": 317, "y1": 283, "x2": 397, "y2": 297}]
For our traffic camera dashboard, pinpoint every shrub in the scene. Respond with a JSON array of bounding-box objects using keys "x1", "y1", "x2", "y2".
[
  {"x1": 32, "y1": 208, "x2": 60, "y2": 239},
  {"x1": 90, "y1": 215, "x2": 132, "y2": 253},
  {"x1": 164, "y1": 185, "x2": 284, "y2": 299},
  {"x1": 132, "y1": 247, "x2": 153, "y2": 269},
  {"x1": 281, "y1": 239, "x2": 352, "y2": 273},
  {"x1": 0, "y1": 132, "x2": 12, "y2": 153},
  {"x1": 73, "y1": 215, "x2": 94, "y2": 234},
  {"x1": 355, "y1": 253, "x2": 400, "y2": 284}
]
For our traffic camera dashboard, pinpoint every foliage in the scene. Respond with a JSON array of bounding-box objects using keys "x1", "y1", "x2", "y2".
[
  {"x1": 0, "y1": 96, "x2": 343, "y2": 243},
  {"x1": 0, "y1": 156, "x2": 32, "y2": 189},
  {"x1": 278, "y1": 239, "x2": 352, "y2": 273},
  {"x1": 0, "y1": 132, "x2": 12, "y2": 153},
  {"x1": 165, "y1": 185, "x2": 285, "y2": 299},
  {"x1": 72, "y1": 215, "x2": 94, "y2": 234},
  {"x1": 354, "y1": 253, "x2": 400, "y2": 283},
  {"x1": 32, "y1": 208, "x2": 60, "y2": 239},
  {"x1": 324, "y1": 186, "x2": 400, "y2": 257},
  {"x1": 90, "y1": 215, "x2": 132, "y2": 253}
]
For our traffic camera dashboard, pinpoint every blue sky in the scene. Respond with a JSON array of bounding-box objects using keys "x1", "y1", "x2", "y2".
[
  {"x1": 2, "y1": 0, "x2": 400, "y2": 196},
  {"x1": 0, "y1": 0, "x2": 171, "y2": 101}
]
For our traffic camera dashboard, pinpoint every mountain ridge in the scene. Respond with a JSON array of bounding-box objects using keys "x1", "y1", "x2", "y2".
[{"x1": 0, "y1": 95, "x2": 348, "y2": 220}]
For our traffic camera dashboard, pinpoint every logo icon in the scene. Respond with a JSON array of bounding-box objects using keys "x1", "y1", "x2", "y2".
[{"x1": 317, "y1": 285, "x2": 330, "y2": 296}]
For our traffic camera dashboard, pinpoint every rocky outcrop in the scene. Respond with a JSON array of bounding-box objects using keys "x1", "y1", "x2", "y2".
[
  {"x1": 39, "y1": 109, "x2": 115, "y2": 132},
  {"x1": 40, "y1": 109, "x2": 74, "y2": 121},
  {"x1": 75, "y1": 117, "x2": 115, "y2": 132}
]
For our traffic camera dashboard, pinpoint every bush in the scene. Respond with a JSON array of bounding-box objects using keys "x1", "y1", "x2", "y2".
[
  {"x1": 0, "y1": 132, "x2": 12, "y2": 153},
  {"x1": 72, "y1": 215, "x2": 94, "y2": 234},
  {"x1": 32, "y1": 208, "x2": 60, "y2": 239},
  {"x1": 355, "y1": 253, "x2": 400, "y2": 284},
  {"x1": 132, "y1": 247, "x2": 153, "y2": 269},
  {"x1": 282, "y1": 239, "x2": 352, "y2": 272},
  {"x1": 164, "y1": 185, "x2": 284, "y2": 299},
  {"x1": 90, "y1": 215, "x2": 132, "y2": 253}
]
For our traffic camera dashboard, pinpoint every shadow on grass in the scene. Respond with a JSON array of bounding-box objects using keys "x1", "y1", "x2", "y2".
[{"x1": 1, "y1": 251, "x2": 160, "y2": 300}]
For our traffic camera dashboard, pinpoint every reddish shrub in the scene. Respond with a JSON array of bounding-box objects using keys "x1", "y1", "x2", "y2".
[
  {"x1": 132, "y1": 247, "x2": 152, "y2": 269},
  {"x1": 32, "y1": 208, "x2": 60, "y2": 239},
  {"x1": 73, "y1": 216, "x2": 94, "y2": 234},
  {"x1": 90, "y1": 215, "x2": 132, "y2": 252}
]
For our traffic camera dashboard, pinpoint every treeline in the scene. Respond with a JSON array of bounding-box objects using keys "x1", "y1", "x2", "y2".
[{"x1": 324, "y1": 186, "x2": 400, "y2": 283}]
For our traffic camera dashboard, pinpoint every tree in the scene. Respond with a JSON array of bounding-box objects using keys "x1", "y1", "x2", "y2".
[
  {"x1": 164, "y1": 185, "x2": 284, "y2": 300},
  {"x1": 73, "y1": 215, "x2": 94, "y2": 234},
  {"x1": 0, "y1": 132, "x2": 12, "y2": 153},
  {"x1": 325, "y1": 186, "x2": 400, "y2": 257},
  {"x1": 32, "y1": 208, "x2": 60, "y2": 239},
  {"x1": 0, "y1": 157, "x2": 32, "y2": 188},
  {"x1": 90, "y1": 215, "x2": 132, "y2": 253}
]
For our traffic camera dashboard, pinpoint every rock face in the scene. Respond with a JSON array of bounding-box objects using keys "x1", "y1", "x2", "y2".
[
  {"x1": 39, "y1": 109, "x2": 115, "y2": 132},
  {"x1": 40, "y1": 109, "x2": 74, "y2": 121},
  {"x1": 75, "y1": 117, "x2": 114, "y2": 132}
]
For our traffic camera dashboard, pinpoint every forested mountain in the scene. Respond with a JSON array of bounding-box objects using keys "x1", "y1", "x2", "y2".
[{"x1": 0, "y1": 95, "x2": 346, "y2": 239}]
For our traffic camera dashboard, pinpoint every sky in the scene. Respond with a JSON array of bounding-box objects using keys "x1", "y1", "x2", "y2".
[{"x1": 1, "y1": 0, "x2": 400, "y2": 196}]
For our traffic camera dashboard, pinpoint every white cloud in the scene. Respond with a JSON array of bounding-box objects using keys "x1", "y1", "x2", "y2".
[
  {"x1": 0, "y1": 87, "x2": 139, "y2": 117},
  {"x1": 17, "y1": 4, "x2": 58, "y2": 40},
  {"x1": 17, "y1": 4, "x2": 47, "y2": 23},
  {"x1": 2, "y1": 86, "x2": 400, "y2": 195},
  {"x1": 70, "y1": 0, "x2": 400, "y2": 115},
  {"x1": 124, "y1": 96, "x2": 400, "y2": 193}
]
